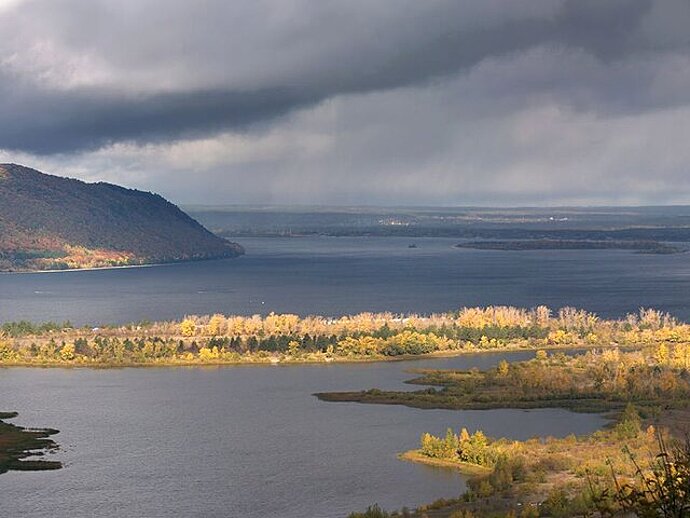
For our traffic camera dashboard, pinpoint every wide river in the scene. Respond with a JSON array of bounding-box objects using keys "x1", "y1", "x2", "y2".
[
  {"x1": 1, "y1": 352, "x2": 606, "y2": 518},
  {"x1": 2, "y1": 236, "x2": 690, "y2": 325},
  {"x1": 2, "y1": 235, "x2": 686, "y2": 516}
]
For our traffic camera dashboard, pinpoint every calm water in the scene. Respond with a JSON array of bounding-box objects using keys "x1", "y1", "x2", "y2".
[
  {"x1": 0, "y1": 236, "x2": 683, "y2": 516},
  {"x1": 1, "y1": 352, "x2": 606, "y2": 518},
  {"x1": 2, "y1": 236, "x2": 690, "y2": 326}
]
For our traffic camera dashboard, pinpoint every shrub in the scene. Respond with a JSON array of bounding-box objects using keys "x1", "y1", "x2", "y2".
[{"x1": 347, "y1": 504, "x2": 390, "y2": 518}]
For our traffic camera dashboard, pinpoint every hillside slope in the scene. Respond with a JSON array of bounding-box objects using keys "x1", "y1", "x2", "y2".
[{"x1": 0, "y1": 164, "x2": 243, "y2": 271}]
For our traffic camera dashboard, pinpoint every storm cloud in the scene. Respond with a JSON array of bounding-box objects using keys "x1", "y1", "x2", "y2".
[{"x1": 1, "y1": 0, "x2": 689, "y2": 205}]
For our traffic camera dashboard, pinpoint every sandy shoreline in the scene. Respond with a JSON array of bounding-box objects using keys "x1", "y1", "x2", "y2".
[
  {"x1": 0, "y1": 262, "x2": 164, "y2": 275},
  {"x1": 0, "y1": 344, "x2": 611, "y2": 370}
]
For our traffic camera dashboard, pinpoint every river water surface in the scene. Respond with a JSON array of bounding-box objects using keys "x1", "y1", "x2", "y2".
[
  {"x1": 3, "y1": 235, "x2": 681, "y2": 516},
  {"x1": 2, "y1": 237, "x2": 690, "y2": 325},
  {"x1": 1, "y1": 352, "x2": 606, "y2": 518}
]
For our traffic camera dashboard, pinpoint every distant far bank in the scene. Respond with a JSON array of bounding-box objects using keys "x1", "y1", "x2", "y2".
[
  {"x1": 454, "y1": 239, "x2": 684, "y2": 255},
  {"x1": 187, "y1": 204, "x2": 690, "y2": 243},
  {"x1": 0, "y1": 163, "x2": 243, "y2": 272}
]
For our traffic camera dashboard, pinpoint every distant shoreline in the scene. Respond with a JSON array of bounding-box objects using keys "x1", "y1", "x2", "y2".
[
  {"x1": 0, "y1": 344, "x2": 602, "y2": 369},
  {"x1": 454, "y1": 238, "x2": 684, "y2": 254},
  {"x1": 399, "y1": 449, "x2": 491, "y2": 476},
  {"x1": 0, "y1": 254, "x2": 243, "y2": 275},
  {"x1": 0, "y1": 262, "x2": 161, "y2": 275}
]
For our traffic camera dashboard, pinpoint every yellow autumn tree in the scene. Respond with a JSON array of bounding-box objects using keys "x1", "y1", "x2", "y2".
[
  {"x1": 199, "y1": 346, "x2": 220, "y2": 362},
  {"x1": 0, "y1": 335, "x2": 17, "y2": 362},
  {"x1": 180, "y1": 318, "x2": 197, "y2": 337},
  {"x1": 207, "y1": 314, "x2": 226, "y2": 336},
  {"x1": 60, "y1": 343, "x2": 76, "y2": 361},
  {"x1": 655, "y1": 342, "x2": 669, "y2": 365}
]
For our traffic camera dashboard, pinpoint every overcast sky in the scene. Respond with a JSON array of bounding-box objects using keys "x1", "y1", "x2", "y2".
[{"x1": 1, "y1": 0, "x2": 689, "y2": 206}]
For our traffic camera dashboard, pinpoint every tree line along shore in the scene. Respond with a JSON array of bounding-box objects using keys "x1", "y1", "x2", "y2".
[{"x1": 1, "y1": 306, "x2": 689, "y2": 366}]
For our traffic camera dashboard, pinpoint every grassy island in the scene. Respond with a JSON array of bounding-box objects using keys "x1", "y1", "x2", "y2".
[
  {"x1": 340, "y1": 345, "x2": 690, "y2": 517},
  {"x1": 353, "y1": 413, "x2": 671, "y2": 517},
  {"x1": 316, "y1": 345, "x2": 690, "y2": 416},
  {"x1": 0, "y1": 412, "x2": 61, "y2": 474},
  {"x1": 2, "y1": 305, "x2": 689, "y2": 367}
]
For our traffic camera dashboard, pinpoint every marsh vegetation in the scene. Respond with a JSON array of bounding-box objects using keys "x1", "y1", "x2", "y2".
[
  {"x1": 0, "y1": 412, "x2": 61, "y2": 474},
  {"x1": 339, "y1": 344, "x2": 690, "y2": 516}
]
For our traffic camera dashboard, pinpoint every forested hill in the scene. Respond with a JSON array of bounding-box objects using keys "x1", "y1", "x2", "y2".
[{"x1": 0, "y1": 163, "x2": 244, "y2": 271}]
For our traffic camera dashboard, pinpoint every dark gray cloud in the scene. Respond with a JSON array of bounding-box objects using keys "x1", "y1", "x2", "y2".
[
  {"x1": 0, "y1": 0, "x2": 689, "y2": 205},
  {"x1": 0, "y1": 81, "x2": 313, "y2": 153},
  {"x1": 1, "y1": 0, "x2": 688, "y2": 154}
]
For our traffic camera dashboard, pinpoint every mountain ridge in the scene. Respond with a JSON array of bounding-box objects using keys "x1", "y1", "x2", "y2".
[{"x1": 0, "y1": 163, "x2": 243, "y2": 271}]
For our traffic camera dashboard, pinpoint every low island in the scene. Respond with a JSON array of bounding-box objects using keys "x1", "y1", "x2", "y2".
[
  {"x1": 0, "y1": 412, "x2": 61, "y2": 474},
  {"x1": 455, "y1": 239, "x2": 683, "y2": 254},
  {"x1": 0, "y1": 305, "x2": 688, "y2": 367}
]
